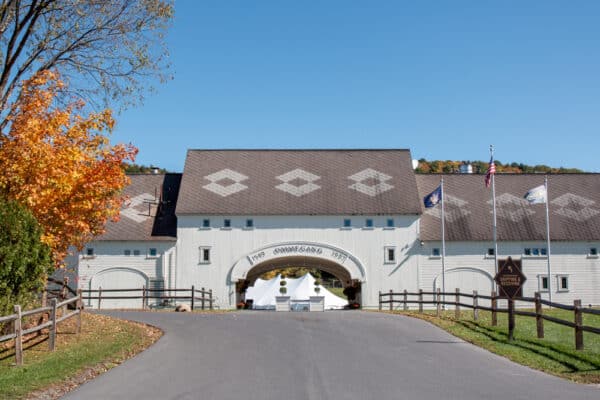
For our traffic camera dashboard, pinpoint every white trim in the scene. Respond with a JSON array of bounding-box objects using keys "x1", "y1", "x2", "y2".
[
  {"x1": 230, "y1": 241, "x2": 367, "y2": 283},
  {"x1": 384, "y1": 246, "x2": 396, "y2": 264},
  {"x1": 556, "y1": 274, "x2": 570, "y2": 292},
  {"x1": 537, "y1": 274, "x2": 549, "y2": 293},
  {"x1": 199, "y1": 246, "x2": 211, "y2": 264}
]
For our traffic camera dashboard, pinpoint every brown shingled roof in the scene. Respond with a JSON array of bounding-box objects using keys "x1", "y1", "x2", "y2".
[
  {"x1": 97, "y1": 173, "x2": 181, "y2": 241},
  {"x1": 417, "y1": 174, "x2": 600, "y2": 241},
  {"x1": 176, "y1": 150, "x2": 422, "y2": 215}
]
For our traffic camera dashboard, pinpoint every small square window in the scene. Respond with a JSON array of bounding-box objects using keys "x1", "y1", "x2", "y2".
[
  {"x1": 365, "y1": 219, "x2": 373, "y2": 228},
  {"x1": 343, "y1": 219, "x2": 351, "y2": 228},
  {"x1": 86, "y1": 248, "x2": 94, "y2": 257},
  {"x1": 524, "y1": 248, "x2": 532, "y2": 256},
  {"x1": 246, "y1": 219, "x2": 254, "y2": 228},
  {"x1": 199, "y1": 247, "x2": 211, "y2": 264},
  {"x1": 385, "y1": 247, "x2": 396, "y2": 263},
  {"x1": 202, "y1": 219, "x2": 210, "y2": 228},
  {"x1": 133, "y1": 249, "x2": 141, "y2": 256},
  {"x1": 148, "y1": 248, "x2": 157, "y2": 257},
  {"x1": 432, "y1": 248, "x2": 441, "y2": 257},
  {"x1": 590, "y1": 247, "x2": 598, "y2": 256},
  {"x1": 532, "y1": 248, "x2": 540, "y2": 256},
  {"x1": 124, "y1": 249, "x2": 131, "y2": 256},
  {"x1": 557, "y1": 275, "x2": 569, "y2": 292},
  {"x1": 540, "y1": 248, "x2": 547, "y2": 256},
  {"x1": 487, "y1": 248, "x2": 495, "y2": 256},
  {"x1": 386, "y1": 219, "x2": 394, "y2": 228},
  {"x1": 223, "y1": 219, "x2": 231, "y2": 228}
]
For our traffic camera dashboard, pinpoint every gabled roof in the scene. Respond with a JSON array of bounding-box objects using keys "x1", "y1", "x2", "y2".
[
  {"x1": 416, "y1": 174, "x2": 600, "y2": 241},
  {"x1": 96, "y1": 173, "x2": 181, "y2": 241},
  {"x1": 176, "y1": 149, "x2": 422, "y2": 215}
]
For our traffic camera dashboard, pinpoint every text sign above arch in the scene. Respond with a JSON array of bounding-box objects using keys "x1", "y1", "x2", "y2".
[
  {"x1": 231, "y1": 242, "x2": 366, "y2": 283},
  {"x1": 247, "y1": 244, "x2": 349, "y2": 266}
]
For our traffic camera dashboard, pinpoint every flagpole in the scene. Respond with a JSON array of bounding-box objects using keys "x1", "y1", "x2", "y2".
[
  {"x1": 490, "y1": 145, "x2": 498, "y2": 286},
  {"x1": 441, "y1": 177, "x2": 446, "y2": 306},
  {"x1": 544, "y1": 175, "x2": 552, "y2": 304}
]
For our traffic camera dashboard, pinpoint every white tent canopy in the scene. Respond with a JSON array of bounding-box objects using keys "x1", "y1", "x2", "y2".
[{"x1": 245, "y1": 273, "x2": 348, "y2": 310}]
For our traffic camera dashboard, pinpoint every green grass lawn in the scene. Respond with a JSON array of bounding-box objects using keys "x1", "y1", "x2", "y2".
[
  {"x1": 383, "y1": 308, "x2": 600, "y2": 384},
  {"x1": 0, "y1": 312, "x2": 161, "y2": 399}
]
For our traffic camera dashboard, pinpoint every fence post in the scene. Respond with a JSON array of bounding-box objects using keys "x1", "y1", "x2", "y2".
[
  {"x1": 379, "y1": 291, "x2": 382, "y2": 310},
  {"x1": 98, "y1": 286, "x2": 102, "y2": 310},
  {"x1": 389, "y1": 289, "x2": 393, "y2": 311},
  {"x1": 142, "y1": 285, "x2": 147, "y2": 309},
  {"x1": 473, "y1": 290, "x2": 479, "y2": 321},
  {"x1": 574, "y1": 299, "x2": 583, "y2": 351},
  {"x1": 191, "y1": 285, "x2": 195, "y2": 310},
  {"x1": 201, "y1": 287, "x2": 206, "y2": 310},
  {"x1": 49, "y1": 298, "x2": 57, "y2": 351},
  {"x1": 209, "y1": 289, "x2": 213, "y2": 310},
  {"x1": 508, "y1": 298, "x2": 515, "y2": 341},
  {"x1": 455, "y1": 288, "x2": 460, "y2": 319},
  {"x1": 403, "y1": 289, "x2": 408, "y2": 311},
  {"x1": 535, "y1": 292, "x2": 544, "y2": 339},
  {"x1": 14, "y1": 304, "x2": 23, "y2": 366},
  {"x1": 76, "y1": 289, "x2": 83, "y2": 334},
  {"x1": 418, "y1": 289, "x2": 423, "y2": 314},
  {"x1": 436, "y1": 288, "x2": 441, "y2": 317},
  {"x1": 491, "y1": 290, "x2": 497, "y2": 326}
]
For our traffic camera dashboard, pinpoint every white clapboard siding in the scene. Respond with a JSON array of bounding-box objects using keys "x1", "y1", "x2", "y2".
[
  {"x1": 77, "y1": 241, "x2": 176, "y2": 309},
  {"x1": 176, "y1": 215, "x2": 420, "y2": 309}
]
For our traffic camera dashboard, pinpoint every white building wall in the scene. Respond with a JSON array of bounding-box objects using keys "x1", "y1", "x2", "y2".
[
  {"x1": 176, "y1": 215, "x2": 421, "y2": 309},
  {"x1": 77, "y1": 241, "x2": 177, "y2": 308},
  {"x1": 419, "y1": 240, "x2": 600, "y2": 307}
]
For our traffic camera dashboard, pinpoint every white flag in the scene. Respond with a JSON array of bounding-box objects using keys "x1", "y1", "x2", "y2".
[{"x1": 524, "y1": 184, "x2": 547, "y2": 204}]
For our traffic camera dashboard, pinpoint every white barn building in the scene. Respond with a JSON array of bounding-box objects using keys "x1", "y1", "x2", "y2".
[{"x1": 74, "y1": 149, "x2": 600, "y2": 309}]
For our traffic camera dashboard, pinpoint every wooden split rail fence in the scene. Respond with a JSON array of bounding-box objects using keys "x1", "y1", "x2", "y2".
[
  {"x1": 82, "y1": 286, "x2": 214, "y2": 310},
  {"x1": 379, "y1": 288, "x2": 600, "y2": 351},
  {"x1": 0, "y1": 292, "x2": 83, "y2": 366}
]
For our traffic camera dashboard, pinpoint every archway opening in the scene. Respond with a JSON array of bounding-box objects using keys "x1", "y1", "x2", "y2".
[{"x1": 235, "y1": 256, "x2": 362, "y2": 310}]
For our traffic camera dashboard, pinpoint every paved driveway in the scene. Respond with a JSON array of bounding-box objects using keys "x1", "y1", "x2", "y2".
[{"x1": 62, "y1": 311, "x2": 599, "y2": 400}]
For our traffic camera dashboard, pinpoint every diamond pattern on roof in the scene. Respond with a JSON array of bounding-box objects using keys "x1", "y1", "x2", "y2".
[
  {"x1": 121, "y1": 193, "x2": 155, "y2": 223},
  {"x1": 488, "y1": 193, "x2": 535, "y2": 223},
  {"x1": 203, "y1": 168, "x2": 248, "y2": 197},
  {"x1": 552, "y1": 193, "x2": 600, "y2": 222},
  {"x1": 275, "y1": 168, "x2": 321, "y2": 197},
  {"x1": 424, "y1": 194, "x2": 471, "y2": 222},
  {"x1": 348, "y1": 168, "x2": 394, "y2": 197}
]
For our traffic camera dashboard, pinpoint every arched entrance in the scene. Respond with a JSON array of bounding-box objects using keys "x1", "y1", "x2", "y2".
[{"x1": 229, "y1": 242, "x2": 366, "y2": 308}]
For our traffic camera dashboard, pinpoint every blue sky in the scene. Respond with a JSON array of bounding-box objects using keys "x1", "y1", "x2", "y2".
[{"x1": 112, "y1": 1, "x2": 600, "y2": 172}]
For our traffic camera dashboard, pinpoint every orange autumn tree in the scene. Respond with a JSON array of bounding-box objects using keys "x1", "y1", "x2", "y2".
[{"x1": 0, "y1": 71, "x2": 137, "y2": 265}]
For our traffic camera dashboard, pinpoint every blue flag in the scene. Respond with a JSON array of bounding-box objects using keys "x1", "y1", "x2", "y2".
[{"x1": 424, "y1": 185, "x2": 442, "y2": 208}]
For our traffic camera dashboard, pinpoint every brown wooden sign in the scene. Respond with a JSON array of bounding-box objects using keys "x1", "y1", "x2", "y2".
[{"x1": 494, "y1": 257, "x2": 526, "y2": 299}]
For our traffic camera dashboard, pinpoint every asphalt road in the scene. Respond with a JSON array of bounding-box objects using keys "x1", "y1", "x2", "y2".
[{"x1": 62, "y1": 311, "x2": 599, "y2": 400}]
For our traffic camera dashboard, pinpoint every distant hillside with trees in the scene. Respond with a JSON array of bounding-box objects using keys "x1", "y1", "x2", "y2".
[
  {"x1": 415, "y1": 159, "x2": 584, "y2": 174},
  {"x1": 124, "y1": 164, "x2": 170, "y2": 174}
]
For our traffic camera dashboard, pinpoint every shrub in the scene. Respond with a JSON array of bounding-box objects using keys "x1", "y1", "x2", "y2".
[{"x1": 0, "y1": 198, "x2": 52, "y2": 316}]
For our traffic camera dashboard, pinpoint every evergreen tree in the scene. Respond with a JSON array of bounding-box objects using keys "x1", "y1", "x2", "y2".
[{"x1": 0, "y1": 197, "x2": 52, "y2": 315}]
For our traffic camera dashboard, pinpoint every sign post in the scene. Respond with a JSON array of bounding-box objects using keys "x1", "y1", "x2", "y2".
[{"x1": 494, "y1": 257, "x2": 526, "y2": 340}]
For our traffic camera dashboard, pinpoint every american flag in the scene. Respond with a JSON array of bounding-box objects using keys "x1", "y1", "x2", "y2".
[{"x1": 485, "y1": 156, "x2": 496, "y2": 188}]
